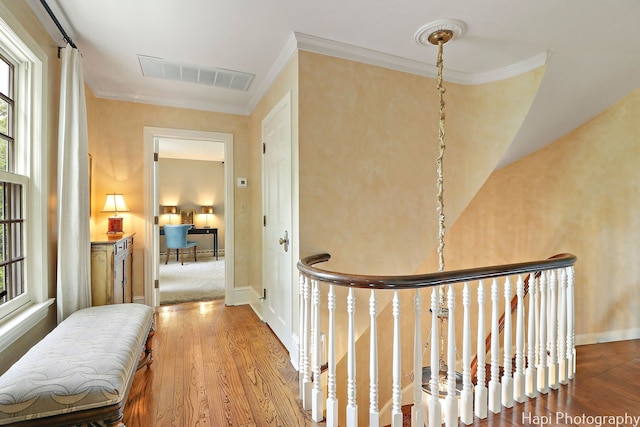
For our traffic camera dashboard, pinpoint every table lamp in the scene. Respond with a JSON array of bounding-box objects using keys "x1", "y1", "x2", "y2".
[
  {"x1": 201, "y1": 205, "x2": 213, "y2": 228},
  {"x1": 163, "y1": 205, "x2": 178, "y2": 223},
  {"x1": 102, "y1": 193, "x2": 129, "y2": 235}
]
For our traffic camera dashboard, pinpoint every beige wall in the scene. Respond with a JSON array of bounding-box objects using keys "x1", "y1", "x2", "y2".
[
  {"x1": 87, "y1": 99, "x2": 251, "y2": 295},
  {"x1": 158, "y1": 158, "x2": 225, "y2": 252},
  {"x1": 442, "y1": 87, "x2": 640, "y2": 342},
  {"x1": 0, "y1": 1, "x2": 60, "y2": 372}
]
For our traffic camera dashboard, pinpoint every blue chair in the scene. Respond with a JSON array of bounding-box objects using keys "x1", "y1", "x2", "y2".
[{"x1": 164, "y1": 224, "x2": 197, "y2": 265}]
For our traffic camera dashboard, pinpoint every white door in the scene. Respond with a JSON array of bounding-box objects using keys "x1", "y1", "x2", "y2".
[{"x1": 263, "y1": 94, "x2": 293, "y2": 350}]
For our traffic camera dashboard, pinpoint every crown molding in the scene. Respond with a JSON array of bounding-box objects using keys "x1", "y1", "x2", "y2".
[
  {"x1": 292, "y1": 32, "x2": 549, "y2": 85},
  {"x1": 92, "y1": 88, "x2": 252, "y2": 116},
  {"x1": 247, "y1": 32, "x2": 298, "y2": 114}
]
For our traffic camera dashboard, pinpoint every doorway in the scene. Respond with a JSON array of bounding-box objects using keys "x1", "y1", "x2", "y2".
[{"x1": 143, "y1": 127, "x2": 234, "y2": 307}]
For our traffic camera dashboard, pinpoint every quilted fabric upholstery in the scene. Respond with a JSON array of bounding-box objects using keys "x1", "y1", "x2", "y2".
[{"x1": 0, "y1": 303, "x2": 153, "y2": 425}]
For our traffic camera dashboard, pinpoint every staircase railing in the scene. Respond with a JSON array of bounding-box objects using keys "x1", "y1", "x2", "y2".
[{"x1": 297, "y1": 253, "x2": 577, "y2": 426}]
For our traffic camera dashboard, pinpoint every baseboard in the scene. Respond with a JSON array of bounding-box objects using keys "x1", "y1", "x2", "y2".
[
  {"x1": 575, "y1": 327, "x2": 640, "y2": 345},
  {"x1": 132, "y1": 296, "x2": 145, "y2": 305},
  {"x1": 231, "y1": 286, "x2": 258, "y2": 305}
]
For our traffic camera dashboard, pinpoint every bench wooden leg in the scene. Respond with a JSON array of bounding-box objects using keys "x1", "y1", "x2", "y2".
[{"x1": 138, "y1": 326, "x2": 155, "y2": 370}]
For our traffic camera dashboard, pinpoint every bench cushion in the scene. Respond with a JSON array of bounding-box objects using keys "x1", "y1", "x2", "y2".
[{"x1": 0, "y1": 303, "x2": 153, "y2": 425}]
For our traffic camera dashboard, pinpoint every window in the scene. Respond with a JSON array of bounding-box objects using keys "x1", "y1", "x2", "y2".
[
  {"x1": 0, "y1": 6, "x2": 51, "y2": 351},
  {"x1": 0, "y1": 54, "x2": 26, "y2": 307}
]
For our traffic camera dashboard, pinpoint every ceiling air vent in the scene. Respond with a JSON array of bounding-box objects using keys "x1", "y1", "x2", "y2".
[{"x1": 138, "y1": 55, "x2": 254, "y2": 91}]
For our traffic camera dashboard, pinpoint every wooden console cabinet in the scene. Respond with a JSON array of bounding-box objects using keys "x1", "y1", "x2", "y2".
[{"x1": 90, "y1": 233, "x2": 134, "y2": 305}]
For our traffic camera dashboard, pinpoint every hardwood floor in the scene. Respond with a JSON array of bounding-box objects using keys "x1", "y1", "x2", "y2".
[
  {"x1": 124, "y1": 301, "x2": 319, "y2": 427},
  {"x1": 124, "y1": 300, "x2": 639, "y2": 427}
]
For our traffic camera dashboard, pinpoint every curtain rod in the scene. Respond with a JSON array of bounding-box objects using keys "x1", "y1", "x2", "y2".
[{"x1": 39, "y1": 0, "x2": 77, "y2": 50}]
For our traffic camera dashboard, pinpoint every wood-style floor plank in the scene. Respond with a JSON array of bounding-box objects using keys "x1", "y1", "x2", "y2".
[{"x1": 124, "y1": 300, "x2": 639, "y2": 427}]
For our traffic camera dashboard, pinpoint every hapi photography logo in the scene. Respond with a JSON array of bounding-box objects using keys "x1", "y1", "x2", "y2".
[{"x1": 522, "y1": 411, "x2": 640, "y2": 427}]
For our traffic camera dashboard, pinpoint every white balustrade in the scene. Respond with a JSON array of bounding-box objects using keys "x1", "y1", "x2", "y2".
[
  {"x1": 548, "y1": 270, "x2": 559, "y2": 389},
  {"x1": 412, "y1": 289, "x2": 424, "y2": 427},
  {"x1": 558, "y1": 269, "x2": 568, "y2": 385},
  {"x1": 514, "y1": 275, "x2": 526, "y2": 403},
  {"x1": 474, "y1": 280, "x2": 488, "y2": 419},
  {"x1": 444, "y1": 286, "x2": 458, "y2": 427},
  {"x1": 326, "y1": 285, "x2": 338, "y2": 427},
  {"x1": 428, "y1": 287, "x2": 442, "y2": 427},
  {"x1": 300, "y1": 275, "x2": 312, "y2": 408},
  {"x1": 488, "y1": 279, "x2": 501, "y2": 413},
  {"x1": 501, "y1": 277, "x2": 514, "y2": 408},
  {"x1": 391, "y1": 290, "x2": 402, "y2": 427},
  {"x1": 296, "y1": 254, "x2": 576, "y2": 427},
  {"x1": 526, "y1": 274, "x2": 538, "y2": 398},
  {"x1": 538, "y1": 271, "x2": 549, "y2": 393},
  {"x1": 346, "y1": 288, "x2": 357, "y2": 427},
  {"x1": 311, "y1": 279, "x2": 323, "y2": 422},
  {"x1": 369, "y1": 290, "x2": 379, "y2": 427},
  {"x1": 460, "y1": 283, "x2": 473, "y2": 425},
  {"x1": 567, "y1": 266, "x2": 576, "y2": 377}
]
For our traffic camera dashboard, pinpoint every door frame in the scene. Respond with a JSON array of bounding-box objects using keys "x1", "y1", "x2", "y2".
[{"x1": 143, "y1": 127, "x2": 234, "y2": 307}]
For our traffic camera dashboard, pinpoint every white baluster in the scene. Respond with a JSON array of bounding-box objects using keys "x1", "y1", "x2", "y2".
[
  {"x1": 445, "y1": 286, "x2": 458, "y2": 427},
  {"x1": 460, "y1": 283, "x2": 473, "y2": 425},
  {"x1": 391, "y1": 290, "x2": 402, "y2": 427},
  {"x1": 566, "y1": 266, "x2": 576, "y2": 378},
  {"x1": 488, "y1": 279, "x2": 501, "y2": 413},
  {"x1": 514, "y1": 275, "x2": 525, "y2": 403},
  {"x1": 534, "y1": 274, "x2": 540, "y2": 367},
  {"x1": 548, "y1": 270, "x2": 559, "y2": 389},
  {"x1": 502, "y1": 277, "x2": 514, "y2": 408},
  {"x1": 311, "y1": 280, "x2": 323, "y2": 422},
  {"x1": 298, "y1": 274, "x2": 305, "y2": 379},
  {"x1": 301, "y1": 275, "x2": 312, "y2": 408},
  {"x1": 412, "y1": 289, "x2": 424, "y2": 427},
  {"x1": 558, "y1": 269, "x2": 568, "y2": 385},
  {"x1": 475, "y1": 280, "x2": 488, "y2": 419},
  {"x1": 326, "y1": 285, "x2": 338, "y2": 427},
  {"x1": 369, "y1": 290, "x2": 379, "y2": 427},
  {"x1": 428, "y1": 288, "x2": 442, "y2": 427},
  {"x1": 526, "y1": 274, "x2": 538, "y2": 398},
  {"x1": 346, "y1": 288, "x2": 358, "y2": 427},
  {"x1": 537, "y1": 271, "x2": 549, "y2": 394}
]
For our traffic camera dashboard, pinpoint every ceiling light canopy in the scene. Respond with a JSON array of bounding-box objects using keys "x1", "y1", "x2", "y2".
[
  {"x1": 414, "y1": 19, "x2": 466, "y2": 47},
  {"x1": 137, "y1": 55, "x2": 255, "y2": 91}
]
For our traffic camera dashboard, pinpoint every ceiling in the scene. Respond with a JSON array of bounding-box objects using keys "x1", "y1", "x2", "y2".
[{"x1": 28, "y1": 0, "x2": 640, "y2": 167}]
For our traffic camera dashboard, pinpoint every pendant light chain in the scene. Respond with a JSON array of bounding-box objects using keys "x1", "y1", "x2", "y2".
[{"x1": 436, "y1": 38, "x2": 446, "y2": 274}]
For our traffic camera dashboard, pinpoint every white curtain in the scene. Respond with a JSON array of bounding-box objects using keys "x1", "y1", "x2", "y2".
[{"x1": 56, "y1": 45, "x2": 91, "y2": 322}]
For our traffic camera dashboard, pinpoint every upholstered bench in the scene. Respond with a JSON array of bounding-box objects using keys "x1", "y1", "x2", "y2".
[{"x1": 0, "y1": 303, "x2": 154, "y2": 427}]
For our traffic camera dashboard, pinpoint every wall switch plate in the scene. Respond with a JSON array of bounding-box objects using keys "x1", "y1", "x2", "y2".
[{"x1": 237, "y1": 178, "x2": 248, "y2": 187}]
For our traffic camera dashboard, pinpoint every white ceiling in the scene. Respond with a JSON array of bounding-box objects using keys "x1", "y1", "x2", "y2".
[{"x1": 27, "y1": 0, "x2": 640, "y2": 167}]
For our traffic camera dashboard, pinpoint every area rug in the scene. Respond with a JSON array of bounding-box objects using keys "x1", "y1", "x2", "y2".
[{"x1": 159, "y1": 256, "x2": 225, "y2": 305}]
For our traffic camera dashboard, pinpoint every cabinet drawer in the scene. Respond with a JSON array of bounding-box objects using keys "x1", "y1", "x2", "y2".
[
  {"x1": 114, "y1": 240, "x2": 126, "y2": 255},
  {"x1": 114, "y1": 236, "x2": 133, "y2": 255}
]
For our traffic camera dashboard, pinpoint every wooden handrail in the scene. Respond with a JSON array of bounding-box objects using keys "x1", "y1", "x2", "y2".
[{"x1": 298, "y1": 253, "x2": 576, "y2": 290}]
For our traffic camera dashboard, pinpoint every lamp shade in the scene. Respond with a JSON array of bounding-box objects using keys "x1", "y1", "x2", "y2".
[
  {"x1": 163, "y1": 205, "x2": 178, "y2": 215},
  {"x1": 101, "y1": 193, "x2": 129, "y2": 214},
  {"x1": 201, "y1": 206, "x2": 213, "y2": 215}
]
